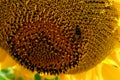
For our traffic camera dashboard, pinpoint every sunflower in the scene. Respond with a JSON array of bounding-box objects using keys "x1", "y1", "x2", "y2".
[{"x1": 0, "y1": 0, "x2": 120, "y2": 80}]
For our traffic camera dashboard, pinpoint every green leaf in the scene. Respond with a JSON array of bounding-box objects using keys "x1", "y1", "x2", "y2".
[
  {"x1": 6, "y1": 73, "x2": 14, "y2": 80},
  {"x1": 1, "y1": 69, "x2": 10, "y2": 74},
  {"x1": 0, "y1": 75, "x2": 5, "y2": 80},
  {"x1": 0, "y1": 68, "x2": 15, "y2": 80},
  {"x1": 0, "y1": 72, "x2": 7, "y2": 80},
  {"x1": 102, "y1": 58, "x2": 119, "y2": 68},
  {"x1": 54, "y1": 76, "x2": 59, "y2": 80},
  {"x1": 44, "y1": 78, "x2": 51, "y2": 80},
  {"x1": 18, "y1": 77, "x2": 23, "y2": 80},
  {"x1": 1, "y1": 68, "x2": 13, "y2": 74},
  {"x1": 44, "y1": 76, "x2": 59, "y2": 80},
  {"x1": 34, "y1": 73, "x2": 41, "y2": 80}
]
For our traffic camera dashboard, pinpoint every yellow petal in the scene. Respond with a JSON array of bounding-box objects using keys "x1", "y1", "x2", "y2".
[
  {"x1": 0, "y1": 48, "x2": 7, "y2": 62},
  {"x1": 102, "y1": 64, "x2": 120, "y2": 80},
  {"x1": 12, "y1": 64, "x2": 35, "y2": 80},
  {"x1": 0, "y1": 52, "x2": 16, "y2": 69}
]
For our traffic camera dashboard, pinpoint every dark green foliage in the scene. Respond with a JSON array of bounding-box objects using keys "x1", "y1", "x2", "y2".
[
  {"x1": 0, "y1": 68, "x2": 15, "y2": 80},
  {"x1": 44, "y1": 76, "x2": 59, "y2": 80},
  {"x1": 34, "y1": 73, "x2": 41, "y2": 80},
  {"x1": 18, "y1": 77, "x2": 23, "y2": 80}
]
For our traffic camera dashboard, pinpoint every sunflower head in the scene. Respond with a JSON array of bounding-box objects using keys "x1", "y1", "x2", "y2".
[{"x1": 0, "y1": 0, "x2": 119, "y2": 75}]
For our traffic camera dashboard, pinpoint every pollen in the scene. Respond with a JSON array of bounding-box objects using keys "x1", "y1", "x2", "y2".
[{"x1": 0, "y1": 0, "x2": 119, "y2": 75}]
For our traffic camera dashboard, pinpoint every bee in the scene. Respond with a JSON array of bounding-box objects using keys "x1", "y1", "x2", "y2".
[
  {"x1": 76, "y1": 25, "x2": 81, "y2": 35},
  {"x1": 74, "y1": 25, "x2": 81, "y2": 41}
]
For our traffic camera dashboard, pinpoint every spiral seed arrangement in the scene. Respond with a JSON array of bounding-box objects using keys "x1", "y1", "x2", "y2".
[{"x1": 0, "y1": 0, "x2": 118, "y2": 75}]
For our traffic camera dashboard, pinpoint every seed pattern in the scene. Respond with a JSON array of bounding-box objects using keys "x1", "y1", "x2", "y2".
[{"x1": 0, "y1": 0, "x2": 118, "y2": 75}]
